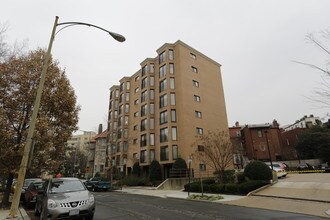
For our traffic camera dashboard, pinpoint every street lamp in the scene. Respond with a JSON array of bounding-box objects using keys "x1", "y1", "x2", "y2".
[
  {"x1": 264, "y1": 130, "x2": 273, "y2": 170},
  {"x1": 8, "y1": 16, "x2": 125, "y2": 218}
]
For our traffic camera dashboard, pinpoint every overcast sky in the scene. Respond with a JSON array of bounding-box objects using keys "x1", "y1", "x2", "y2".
[{"x1": 2, "y1": 0, "x2": 330, "y2": 132}]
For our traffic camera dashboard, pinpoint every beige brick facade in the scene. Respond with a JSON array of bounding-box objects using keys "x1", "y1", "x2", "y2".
[{"x1": 107, "y1": 40, "x2": 228, "y2": 178}]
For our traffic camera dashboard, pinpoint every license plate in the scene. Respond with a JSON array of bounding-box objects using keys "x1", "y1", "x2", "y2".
[{"x1": 69, "y1": 209, "x2": 79, "y2": 216}]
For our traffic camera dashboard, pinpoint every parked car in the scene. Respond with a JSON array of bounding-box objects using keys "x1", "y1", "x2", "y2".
[
  {"x1": 297, "y1": 163, "x2": 314, "y2": 170},
  {"x1": 318, "y1": 162, "x2": 330, "y2": 172},
  {"x1": 84, "y1": 177, "x2": 111, "y2": 191},
  {"x1": 24, "y1": 180, "x2": 44, "y2": 208},
  {"x1": 11, "y1": 178, "x2": 42, "y2": 200},
  {"x1": 35, "y1": 177, "x2": 95, "y2": 220},
  {"x1": 265, "y1": 162, "x2": 288, "y2": 178}
]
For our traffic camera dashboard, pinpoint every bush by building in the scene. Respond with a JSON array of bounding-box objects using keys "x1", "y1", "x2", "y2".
[{"x1": 244, "y1": 160, "x2": 272, "y2": 181}]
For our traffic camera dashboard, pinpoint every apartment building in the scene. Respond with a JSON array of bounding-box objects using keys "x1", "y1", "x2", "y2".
[
  {"x1": 107, "y1": 40, "x2": 228, "y2": 178},
  {"x1": 67, "y1": 131, "x2": 96, "y2": 152}
]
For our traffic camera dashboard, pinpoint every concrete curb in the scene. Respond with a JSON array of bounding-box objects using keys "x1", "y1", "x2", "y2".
[{"x1": 247, "y1": 179, "x2": 277, "y2": 197}]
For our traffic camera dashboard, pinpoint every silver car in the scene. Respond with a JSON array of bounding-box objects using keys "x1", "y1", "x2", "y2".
[{"x1": 35, "y1": 177, "x2": 95, "y2": 220}]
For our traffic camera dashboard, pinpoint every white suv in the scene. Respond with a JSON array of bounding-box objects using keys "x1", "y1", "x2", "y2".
[{"x1": 265, "y1": 162, "x2": 288, "y2": 178}]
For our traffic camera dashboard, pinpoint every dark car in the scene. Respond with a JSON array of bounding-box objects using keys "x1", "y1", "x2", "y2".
[
  {"x1": 35, "y1": 177, "x2": 95, "y2": 220},
  {"x1": 84, "y1": 177, "x2": 111, "y2": 192},
  {"x1": 12, "y1": 178, "x2": 42, "y2": 200},
  {"x1": 24, "y1": 180, "x2": 44, "y2": 208},
  {"x1": 297, "y1": 163, "x2": 314, "y2": 170}
]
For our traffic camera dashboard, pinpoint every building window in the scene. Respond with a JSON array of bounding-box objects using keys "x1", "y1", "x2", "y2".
[
  {"x1": 134, "y1": 111, "x2": 139, "y2": 118},
  {"x1": 192, "y1": 66, "x2": 198, "y2": 73},
  {"x1": 196, "y1": 127, "x2": 203, "y2": 135},
  {"x1": 194, "y1": 95, "x2": 201, "y2": 102},
  {"x1": 114, "y1": 110, "x2": 118, "y2": 119},
  {"x1": 195, "y1": 111, "x2": 202, "y2": 118},
  {"x1": 115, "y1": 90, "x2": 119, "y2": 97},
  {"x1": 171, "y1": 110, "x2": 176, "y2": 122},
  {"x1": 140, "y1": 150, "x2": 147, "y2": 163},
  {"x1": 159, "y1": 51, "x2": 166, "y2": 64},
  {"x1": 117, "y1": 129, "x2": 122, "y2": 139},
  {"x1": 133, "y1": 139, "x2": 138, "y2": 144},
  {"x1": 150, "y1": 76, "x2": 154, "y2": 86},
  {"x1": 114, "y1": 100, "x2": 118, "y2": 108},
  {"x1": 125, "y1": 104, "x2": 129, "y2": 113},
  {"x1": 172, "y1": 127, "x2": 177, "y2": 141},
  {"x1": 169, "y1": 63, "x2": 174, "y2": 74},
  {"x1": 169, "y1": 49, "x2": 174, "y2": 60},
  {"x1": 160, "y1": 146, "x2": 169, "y2": 161},
  {"x1": 123, "y1": 129, "x2": 128, "y2": 138},
  {"x1": 160, "y1": 128, "x2": 168, "y2": 143},
  {"x1": 135, "y1": 87, "x2": 139, "y2": 93},
  {"x1": 150, "y1": 118, "x2": 155, "y2": 130},
  {"x1": 141, "y1": 77, "x2": 148, "y2": 89},
  {"x1": 150, "y1": 134, "x2": 155, "y2": 146},
  {"x1": 141, "y1": 119, "x2": 147, "y2": 131},
  {"x1": 119, "y1": 105, "x2": 123, "y2": 115},
  {"x1": 134, "y1": 99, "x2": 139, "y2": 105},
  {"x1": 140, "y1": 134, "x2": 147, "y2": 147},
  {"x1": 170, "y1": 78, "x2": 175, "y2": 89},
  {"x1": 120, "y1": 82, "x2": 124, "y2": 92},
  {"x1": 150, "y1": 103, "x2": 155, "y2": 115},
  {"x1": 159, "y1": 65, "x2": 166, "y2": 78},
  {"x1": 159, "y1": 79, "x2": 167, "y2": 92},
  {"x1": 123, "y1": 141, "x2": 128, "y2": 152},
  {"x1": 172, "y1": 145, "x2": 178, "y2": 160},
  {"x1": 150, "y1": 150, "x2": 155, "y2": 162},
  {"x1": 150, "y1": 63, "x2": 155, "y2": 73},
  {"x1": 133, "y1": 125, "x2": 138, "y2": 130},
  {"x1": 126, "y1": 82, "x2": 130, "y2": 90},
  {"x1": 142, "y1": 65, "x2": 148, "y2": 76},
  {"x1": 141, "y1": 90, "x2": 147, "y2": 102},
  {"x1": 125, "y1": 93, "x2": 130, "y2": 102},
  {"x1": 193, "y1": 80, "x2": 199, "y2": 87},
  {"x1": 170, "y1": 93, "x2": 176, "y2": 105},
  {"x1": 257, "y1": 130, "x2": 263, "y2": 138},
  {"x1": 160, "y1": 111, "x2": 168, "y2": 125},
  {"x1": 160, "y1": 94, "x2": 168, "y2": 108},
  {"x1": 150, "y1": 89, "x2": 155, "y2": 100},
  {"x1": 190, "y1": 53, "x2": 196, "y2": 60},
  {"x1": 198, "y1": 145, "x2": 204, "y2": 151},
  {"x1": 119, "y1": 94, "x2": 124, "y2": 103},
  {"x1": 109, "y1": 101, "x2": 113, "y2": 110},
  {"x1": 135, "y1": 76, "x2": 140, "y2": 82},
  {"x1": 141, "y1": 104, "x2": 147, "y2": 117},
  {"x1": 199, "y1": 164, "x2": 206, "y2": 171},
  {"x1": 118, "y1": 116, "x2": 122, "y2": 127}
]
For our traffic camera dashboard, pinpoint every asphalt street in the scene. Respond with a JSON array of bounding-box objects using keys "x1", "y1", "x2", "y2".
[{"x1": 90, "y1": 192, "x2": 323, "y2": 220}]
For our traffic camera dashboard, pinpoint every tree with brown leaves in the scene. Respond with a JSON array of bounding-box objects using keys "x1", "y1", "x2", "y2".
[
  {"x1": 0, "y1": 49, "x2": 80, "y2": 207},
  {"x1": 194, "y1": 130, "x2": 234, "y2": 183}
]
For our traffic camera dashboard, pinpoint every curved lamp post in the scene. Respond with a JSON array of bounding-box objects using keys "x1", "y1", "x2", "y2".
[{"x1": 8, "y1": 16, "x2": 125, "y2": 218}]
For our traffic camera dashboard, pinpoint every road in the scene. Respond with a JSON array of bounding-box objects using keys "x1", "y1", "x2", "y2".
[{"x1": 26, "y1": 191, "x2": 325, "y2": 220}]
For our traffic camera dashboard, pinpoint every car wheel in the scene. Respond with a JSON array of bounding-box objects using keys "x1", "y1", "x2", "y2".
[{"x1": 34, "y1": 205, "x2": 40, "y2": 216}]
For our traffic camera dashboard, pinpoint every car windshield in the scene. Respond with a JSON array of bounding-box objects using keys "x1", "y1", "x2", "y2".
[
  {"x1": 49, "y1": 179, "x2": 86, "y2": 193},
  {"x1": 272, "y1": 164, "x2": 281, "y2": 168},
  {"x1": 24, "y1": 179, "x2": 39, "y2": 187}
]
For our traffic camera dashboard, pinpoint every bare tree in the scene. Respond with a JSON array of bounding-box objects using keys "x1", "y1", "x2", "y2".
[
  {"x1": 194, "y1": 130, "x2": 234, "y2": 183},
  {"x1": 294, "y1": 30, "x2": 330, "y2": 108}
]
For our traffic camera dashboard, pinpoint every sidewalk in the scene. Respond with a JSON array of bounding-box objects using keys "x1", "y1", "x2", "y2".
[
  {"x1": 0, "y1": 207, "x2": 30, "y2": 220},
  {"x1": 117, "y1": 186, "x2": 245, "y2": 202}
]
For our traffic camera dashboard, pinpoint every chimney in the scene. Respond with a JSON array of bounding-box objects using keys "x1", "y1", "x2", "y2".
[
  {"x1": 235, "y1": 121, "x2": 240, "y2": 127},
  {"x1": 98, "y1": 124, "x2": 103, "y2": 134}
]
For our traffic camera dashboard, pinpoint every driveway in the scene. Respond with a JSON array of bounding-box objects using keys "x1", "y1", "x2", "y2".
[{"x1": 225, "y1": 173, "x2": 330, "y2": 218}]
